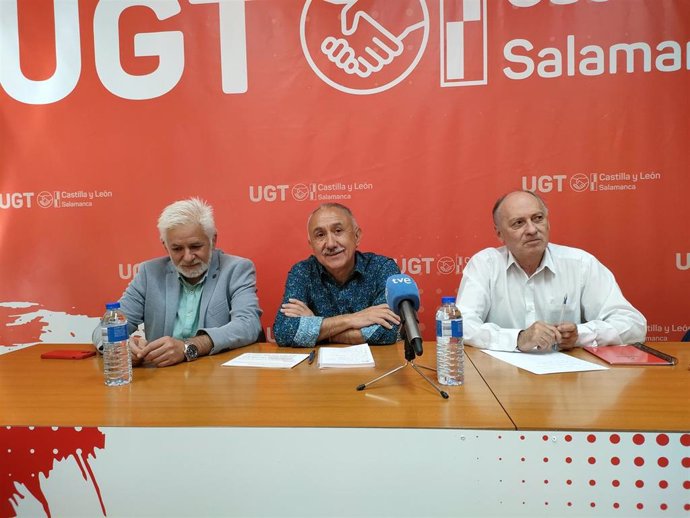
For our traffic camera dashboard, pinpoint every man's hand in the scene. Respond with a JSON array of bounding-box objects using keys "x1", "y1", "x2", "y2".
[
  {"x1": 136, "y1": 336, "x2": 185, "y2": 367},
  {"x1": 348, "y1": 304, "x2": 400, "y2": 330},
  {"x1": 320, "y1": 304, "x2": 400, "y2": 345},
  {"x1": 556, "y1": 322, "x2": 579, "y2": 350},
  {"x1": 281, "y1": 299, "x2": 399, "y2": 329},
  {"x1": 129, "y1": 336, "x2": 147, "y2": 367},
  {"x1": 280, "y1": 298, "x2": 315, "y2": 317},
  {"x1": 517, "y1": 321, "x2": 562, "y2": 353}
]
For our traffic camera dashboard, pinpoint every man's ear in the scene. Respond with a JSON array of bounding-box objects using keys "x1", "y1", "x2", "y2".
[
  {"x1": 494, "y1": 225, "x2": 504, "y2": 244},
  {"x1": 212, "y1": 233, "x2": 217, "y2": 247},
  {"x1": 354, "y1": 227, "x2": 362, "y2": 247}
]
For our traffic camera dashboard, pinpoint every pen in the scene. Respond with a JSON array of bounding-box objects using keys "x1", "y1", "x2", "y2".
[
  {"x1": 307, "y1": 350, "x2": 316, "y2": 365},
  {"x1": 552, "y1": 294, "x2": 568, "y2": 352},
  {"x1": 558, "y1": 294, "x2": 568, "y2": 324}
]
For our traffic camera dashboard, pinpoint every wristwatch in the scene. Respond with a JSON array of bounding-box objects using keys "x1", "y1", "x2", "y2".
[{"x1": 183, "y1": 341, "x2": 199, "y2": 362}]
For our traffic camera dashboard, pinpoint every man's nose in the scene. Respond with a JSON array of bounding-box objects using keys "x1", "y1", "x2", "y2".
[
  {"x1": 183, "y1": 248, "x2": 195, "y2": 262},
  {"x1": 324, "y1": 232, "x2": 337, "y2": 247},
  {"x1": 524, "y1": 220, "x2": 537, "y2": 234}
]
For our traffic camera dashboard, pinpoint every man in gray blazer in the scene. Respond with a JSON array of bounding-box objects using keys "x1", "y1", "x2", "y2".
[{"x1": 97, "y1": 197, "x2": 262, "y2": 367}]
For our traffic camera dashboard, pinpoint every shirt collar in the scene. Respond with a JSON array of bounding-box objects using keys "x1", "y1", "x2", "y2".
[
  {"x1": 505, "y1": 244, "x2": 555, "y2": 276},
  {"x1": 541, "y1": 245, "x2": 556, "y2": 274},
  {"x1": 178, "y1": 272, "x2": 207, "y2": 290}
]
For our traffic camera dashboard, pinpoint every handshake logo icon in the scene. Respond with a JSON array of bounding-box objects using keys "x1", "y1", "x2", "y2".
[
  {"x1": 301, "y1": 0, "x2": 430, "y2": 94},
  {"x1": 301, "y1": 0, "x2": 488, "y2": 94}
]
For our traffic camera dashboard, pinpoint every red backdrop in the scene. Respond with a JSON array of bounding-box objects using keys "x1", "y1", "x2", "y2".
[{"x1": 1, "y1": 0, "x2": 688, "y2": 348}]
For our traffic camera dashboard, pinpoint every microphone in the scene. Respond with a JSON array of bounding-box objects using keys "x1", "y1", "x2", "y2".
[{"x1": 385, "y1": 274, "x2": 423, "y2": 357}]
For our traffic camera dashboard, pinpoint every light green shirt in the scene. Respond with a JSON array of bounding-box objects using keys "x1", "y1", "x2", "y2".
[{"x1": 172, "y1": 275, "x2": 206, "y2": 340}]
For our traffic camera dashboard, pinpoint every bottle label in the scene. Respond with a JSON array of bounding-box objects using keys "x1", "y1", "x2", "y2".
[
  {"x1": 451, "y1": 319, "x2": 463, "y2": 338},
  {"x1": 436, "y1": 318, "x2": 463, "y2": 338},
  {"x1": 106, "y1": 324, "x2": 128, "y2": 343}
]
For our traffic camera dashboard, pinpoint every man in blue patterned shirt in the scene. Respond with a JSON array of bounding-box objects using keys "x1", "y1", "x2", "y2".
[{"x1": 274, "y1": 203, "x2": 401, "y2": 347}]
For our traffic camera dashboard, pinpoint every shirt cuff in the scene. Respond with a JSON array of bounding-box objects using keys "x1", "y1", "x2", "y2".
[
  {"x1": 576, "y1": 323, "x2": 597, "y2": 347},
  {"x1": 361, "y1": 324, "x2": 377, "y2": 341},
  {"x1": 294, "y1": 316, "x2": 324, "y2": 347},
  {"x1": 507, "y1": 328, "x2": 522, "y2": 351}
]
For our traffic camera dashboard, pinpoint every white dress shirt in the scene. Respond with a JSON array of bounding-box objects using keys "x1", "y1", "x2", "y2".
[{"x1": 456, "y1": 243, "x2": 647, "y2": 351}]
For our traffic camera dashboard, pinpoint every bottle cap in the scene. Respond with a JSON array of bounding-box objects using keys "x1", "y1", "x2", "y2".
[
  {"x1": 441, "y1": 296, "x2": 456, "y2": 304},
  {"x1": 105, "y1": 302, "x2": 121, "y2": 310}
]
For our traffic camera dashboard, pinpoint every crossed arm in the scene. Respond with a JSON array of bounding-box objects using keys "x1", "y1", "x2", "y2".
[
  {"x1": 273, "y1": 259, "x2": 401, "y2": 347},
  {"x1": 279, "y1": 298, "x2": 399, "y2": 345}
]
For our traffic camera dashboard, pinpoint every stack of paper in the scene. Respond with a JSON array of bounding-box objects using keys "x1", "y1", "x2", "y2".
[
  {"x1": 481, "y1": 350, "x2": 608, "y2": 375},
  {"x1": 222, "y1": 353, "x2": 308, "y2": 369},
  {"x1": 318, "y1": 343, "x2": 375, "y2": 369}
]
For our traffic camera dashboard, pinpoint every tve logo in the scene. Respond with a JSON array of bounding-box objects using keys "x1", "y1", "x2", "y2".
[
  {"x1": 676, "y1": 253, "x2": 690, "y2": 271},
  {"x1": 390, "y1": 275, "x2": 413, "y2": 284}
]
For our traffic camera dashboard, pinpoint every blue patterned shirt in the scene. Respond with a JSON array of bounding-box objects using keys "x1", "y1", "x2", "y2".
[{"x1": 273, "y1": 252, "x2": 401, "y2": 347}]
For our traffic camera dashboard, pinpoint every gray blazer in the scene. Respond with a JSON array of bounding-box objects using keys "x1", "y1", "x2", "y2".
[{"x1": 117, "y1": 249, "x2": 262, "y2": 354}]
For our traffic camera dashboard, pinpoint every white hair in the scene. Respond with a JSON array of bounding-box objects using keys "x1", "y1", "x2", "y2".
[{"x1": 157, "y1": 197, "x2": 216, "y2": 244}]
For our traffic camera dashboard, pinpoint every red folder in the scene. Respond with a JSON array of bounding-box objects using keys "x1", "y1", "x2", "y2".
[
  {"x1": 41, "y1": 350, "x2": 96, "y2": 360},
  {"x1": 584, "y1": 343, "x2": 676, "y2": 366}
]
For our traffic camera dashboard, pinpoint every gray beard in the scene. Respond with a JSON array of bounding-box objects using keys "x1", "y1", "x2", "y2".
[{"x1": 176, "y1": 260, "x2": 209, "y2": 280}]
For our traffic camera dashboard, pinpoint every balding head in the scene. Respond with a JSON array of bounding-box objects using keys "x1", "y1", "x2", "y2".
[
  {"x1": 492, "y1": 190, "x2": 550, "y2": 276},
  {"x1": 492, "y1": 190, "x2": 548, "y2": 227}
]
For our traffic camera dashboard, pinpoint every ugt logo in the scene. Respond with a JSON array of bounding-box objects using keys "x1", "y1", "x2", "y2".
[
  {"x1": 301, "y1": 0, "x2": 429, "y2": 95},
  {"x1": 291, "y1": 184, "x2": 317, "y2": 201},
  {"x1": 248, "y1": 185, "x2": 289, "y2": 203},
  {"x1": 248, "y1": 184, "x2": 316, "y2": 202},
  {"x1": 300, "y1": 0, "x2": 487, "y2": 94},
  {"x1": 521, "y1": 175, "x2": 567, "y2": 193}
]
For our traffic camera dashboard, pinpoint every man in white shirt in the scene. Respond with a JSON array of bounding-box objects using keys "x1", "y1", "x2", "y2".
[{"x1": 456, "y1": 190, "x2": 646, "y2": 353}]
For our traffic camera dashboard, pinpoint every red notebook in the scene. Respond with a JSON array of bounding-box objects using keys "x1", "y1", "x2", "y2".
[{"x1": 584, "y1": 343, "x2": 676, "y2": 366}]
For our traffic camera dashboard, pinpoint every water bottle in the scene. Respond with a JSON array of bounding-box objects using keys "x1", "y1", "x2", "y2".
[
  {"x1": 101, "y1": 302, "x2": 132, "y2": 387},
  {"x1": 436, "y1": 296, "x2": 464, "y2": 386}
]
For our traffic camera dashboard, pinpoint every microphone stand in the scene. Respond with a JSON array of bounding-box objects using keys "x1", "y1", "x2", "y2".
[{"x1": 356, "y1": 332, "x2": 449, "y2": 399}]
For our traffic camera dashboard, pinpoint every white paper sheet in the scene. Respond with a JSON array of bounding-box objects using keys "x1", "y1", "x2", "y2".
[
  {"x1": 318, "y1": 343, "x2": 375, "y2": 368},
  {"x1": 481, "y1": 350, "x2": 609, "y2": 375},
  {"x1": 222, "y1": 353, "x2": 309, "y2": 369}
]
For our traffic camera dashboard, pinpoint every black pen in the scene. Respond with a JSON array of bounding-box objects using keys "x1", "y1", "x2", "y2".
[{"x1": 307, "y1": 350, "x2": 316, "y2": 365}]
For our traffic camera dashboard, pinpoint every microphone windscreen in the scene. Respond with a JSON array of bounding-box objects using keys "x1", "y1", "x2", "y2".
[{"x1": 385, "y1": 274, "x2": 420, "y2": 313}]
